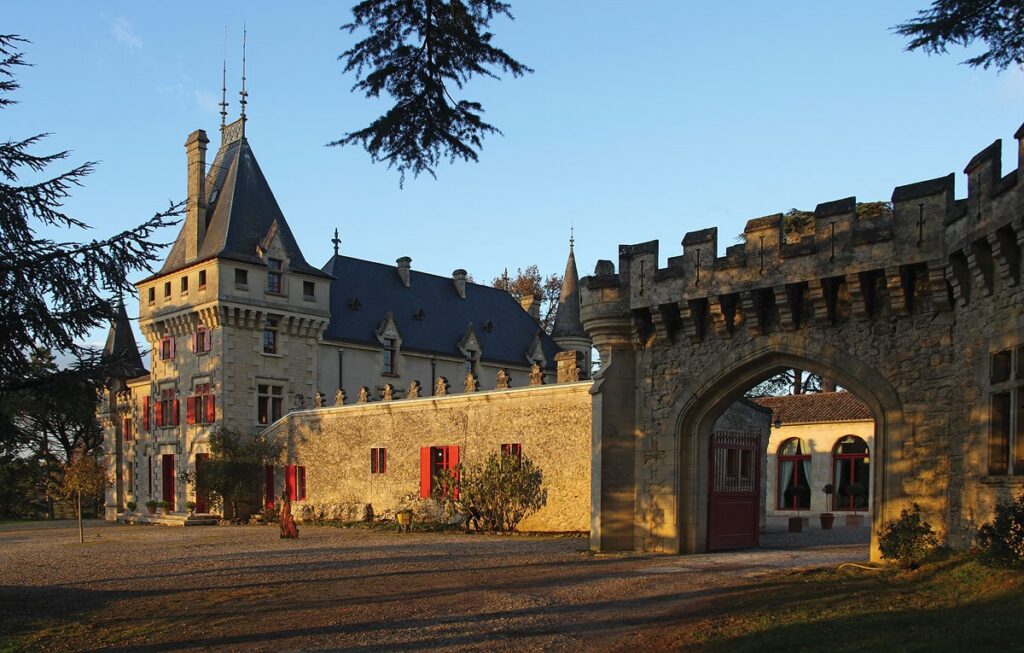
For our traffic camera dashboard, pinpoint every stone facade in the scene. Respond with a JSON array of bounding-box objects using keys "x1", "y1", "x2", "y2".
[
  {"x1": 581, "y1": 122, "x2": 1024, "y2": 558},
  {"x1": 266, "y1": 382, "x2": 594, "y2": 532}
]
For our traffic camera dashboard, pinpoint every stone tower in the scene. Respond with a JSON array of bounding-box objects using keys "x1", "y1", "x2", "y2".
[{"x1": 551, "y1": 237, "x2": 592, "y2": 373}]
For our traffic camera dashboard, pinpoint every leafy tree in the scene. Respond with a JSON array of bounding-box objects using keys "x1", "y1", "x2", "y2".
[
  {"x1": 492, "y1": 265, "x2": 562, "y2": 333},
  {"x1": 50, "y1": 443, "x2": 107, "y2": 543},
  {"x1": 204, "y1": 426, "x2": 282, "y2": 519},
  {"x1": 896, "y1": 1, "x2": 1024, "y2": 71},
  {"x1": 0, "y1": 34, "x2": 181, "y2": 399},
  {"x1": 432, "y1": 452, "x2": 546, "y2": 532},
  {"x1": 746, "y1": 369, "x2": 825, "y2": 398},
  {"x1": 332, "y1": 0, "x2": 532, "y2": 183}
]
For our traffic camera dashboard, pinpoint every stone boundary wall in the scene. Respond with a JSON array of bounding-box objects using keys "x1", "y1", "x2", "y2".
[{"x1": 265, "y1": 382, "x2": 594, "y2": 532}]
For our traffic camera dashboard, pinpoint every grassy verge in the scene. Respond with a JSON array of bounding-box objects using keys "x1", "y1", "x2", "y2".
[{"x1": 672, "y1": 552, "x2": 1024, "y2": 652}]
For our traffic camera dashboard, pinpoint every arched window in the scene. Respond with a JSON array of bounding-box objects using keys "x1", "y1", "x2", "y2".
[
  {"x1": 777, "y1": 438, "x2": 810, "y2": 510},
  {"x1": 833, "y1": 435, "x2": 870, "y2": 511}
]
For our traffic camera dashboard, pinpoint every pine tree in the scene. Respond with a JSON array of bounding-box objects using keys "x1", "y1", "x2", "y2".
[
  {"x1": 0, "y1": 34, "x2": 181, "y2": 396},
  {"x1": 896, "y1": 1, "x2": 1024, "y2": 70},
  {"x1": 332, "y1": 0, "x2": 532, "y2": 184}
]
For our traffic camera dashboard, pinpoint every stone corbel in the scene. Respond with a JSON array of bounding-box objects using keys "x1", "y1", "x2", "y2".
[
  {"x1": 885, "y1": 266, "x2": 910, "y2": 316},
  {"x1": 772, "y1": 285, "x2": 796, "y2": 331}
]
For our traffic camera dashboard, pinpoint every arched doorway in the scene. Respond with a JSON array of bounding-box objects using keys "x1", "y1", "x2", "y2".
[{"x1": 669, "y1": 336, "x2": 904, "y2": 560}]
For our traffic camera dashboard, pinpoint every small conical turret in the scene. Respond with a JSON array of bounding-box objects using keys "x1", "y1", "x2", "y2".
[
  {"x1": 103, "y1": 302, "x2": 147, "y2": 382},
  {"x1": 551, "y1": 233, "x2": 592, "y2": 373}
]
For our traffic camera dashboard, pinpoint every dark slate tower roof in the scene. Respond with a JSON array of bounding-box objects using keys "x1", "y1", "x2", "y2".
[
  {"x1": 321, "y1": 255, "x2": 561, "y2": 369},
  {"x1": 158, "y1": 135, "x2": 329, "y2": 278},
  {"x1": 551, "y1": 240, "x2": 587, "y2": 339},
  {"x1": 103, "y1": 303, "x2": 148, "y2": 379}
]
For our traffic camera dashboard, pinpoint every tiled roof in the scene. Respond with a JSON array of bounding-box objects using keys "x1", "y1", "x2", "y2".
[
  {"x1": 158, "y1": 137, "x2": 329, "y2": 279},
  {"x1": 551, "y1": 244, "x2": 586, "y2": 339},
  {"x1": 752, "y1": 392, "x2": 873, "y2": 425},
  {"x1": 321, "y1": 255, "x2": 562, "y2": 369},
  {"x1": 103, "y1": 303, "x2": 147, "y2": 379}
]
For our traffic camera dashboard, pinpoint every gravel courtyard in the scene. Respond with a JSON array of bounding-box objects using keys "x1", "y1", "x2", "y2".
[{"x1": 0, "y1": 521, "x2": 868, "y2": 652}]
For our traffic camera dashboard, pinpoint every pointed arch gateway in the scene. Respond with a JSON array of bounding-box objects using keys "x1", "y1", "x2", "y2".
[{"x1": 667, "y1": 335, "x2": 904, "y2": 560}]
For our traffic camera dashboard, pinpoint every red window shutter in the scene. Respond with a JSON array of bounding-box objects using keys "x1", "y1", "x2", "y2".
[
  {"x1": 450, "y1": 446, "x2": 460, "y2": 499},
  {"x1": 204, "y1": 329, "x2": 212, "y2": 352},
  {"x1": 173, "y1": 399, "x2": 181, "y2": 425},
  {"x1": 382, "y1": 448, "x2": 387, "y2": 474},
  {"x1": 169, "y1": 338, "x2": 176, "y2": 358},
  {"x1": 155, "y1": 400, "x2": 163, "y2": 427},
  {"x1": 285, "y1": 465, "x2": 297, "y2": 501},
  {"x1": 265, "y1": 465, "x2": 275, "y2": 508},
  {"x1": 143, "y1": 396, "x2": 150, "y2": 430},
  {"x1": 420, "y1": 447, "x2": 431, "y2": 498},
  {"x1": 186, "y1": 396, "x2": 196, "y2": 424},
  {"x1": 370, "y1": 449, "x2": 377, "y2": 474},
  {"x1": 191, "y1": 333, "x2": 198, "y2": 352},
  {"x1": 206, "y1": 395, "x2": 216, "y2": 424},
  {"x1": 298, "y1": 466, "x2": 306, "y2": 500}
]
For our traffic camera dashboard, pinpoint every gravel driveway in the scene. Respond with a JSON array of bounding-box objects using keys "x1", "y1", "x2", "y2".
[{"x1": 0, "y1": 521, "x2": 868, "y2": 652}]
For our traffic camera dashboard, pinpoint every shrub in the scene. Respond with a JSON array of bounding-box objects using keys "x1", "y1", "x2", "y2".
[
  {"x1": 977, "y1": 492, "x2": 1024, "y2": 564},
  {"x1": 432, "y1": 453, "x2": 547, "y2": 532},
  {"x1": 878, "y1": 503, "x2": 939, "y2": 569},
  {"x1": 126, "y1": 500, "x2": 136, "y2": 512},
  {"x1": 145, "y1": 500, "x2": 158, "y2": 510}
]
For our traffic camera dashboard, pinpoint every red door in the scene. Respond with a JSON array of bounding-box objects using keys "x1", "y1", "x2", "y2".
[
  {"x1": 162, "y1": 454, "x2": 175, "y2": 512},
  {"x1": 707, "y1": 431, "x2": 760, "y2": 551},
  {"x1": 285, "y1": 465, "x2": 297, "y2": 501},
  {"x1": 194, "y1": 454, "x2": 209, "y2": 513}
]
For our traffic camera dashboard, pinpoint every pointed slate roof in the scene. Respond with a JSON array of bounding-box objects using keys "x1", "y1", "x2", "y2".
[
  {"x1": 321, "y1": 255, "x2": 561, "y2": 369},
  {"x1": 157, "y1": 135, "x2": 329, "y2": 279},
  {"x1": 551, "y1": 242, "x2": 587, "y2": 339},
  {"x1": 103, "y1": 303, "x2": 148, "y2": 379}
]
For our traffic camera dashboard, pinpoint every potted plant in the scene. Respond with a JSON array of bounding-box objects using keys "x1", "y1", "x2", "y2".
[
  {"x1": 126, "y1": 500, "x2": 137, "y2": 514},
  {"x1": 786, "y1": 485, "x2": 806, "y2": 532},
  {"x1": 186, "y1": 500, "x2": 196, "y2": 516},
  {"x1": 145, "y1": 499, "x2": 158, "y2": 515},
  {"x1": 845, "y1": 482, "x2": 865, "y2": 527},
  {"x1": 157, "y1": 500, "x2": 170, "y2": 515},
  {"x1": 820, "y1": 484, "x2": 835, "y2": 529}
]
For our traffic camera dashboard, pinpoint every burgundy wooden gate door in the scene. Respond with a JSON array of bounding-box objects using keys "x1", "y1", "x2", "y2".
[
  {"x1": 161, "y1": 454, "x2": 175, "y2": 512},
  {"x1": 707, "y1": 431, "x2": 760, "y2": 551},
  {"x1": 194, "y1": 453, "x2": 209, "y2": 513}
]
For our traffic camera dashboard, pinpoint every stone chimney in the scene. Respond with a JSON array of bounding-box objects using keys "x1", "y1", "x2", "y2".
[
  {"x1": 520, "y1": 290, "x2": 541, "y2": 322},
  {"x1": 1016, "y1": 122, "x2": 1024, "y2": 172},
  {"x1": 184, "y1": 129, "x2": 210, "y2": 262},
  {"x1": 555, "y1": 350, "x2": 585, "y2": 383},
  {"x1": 396, "y1": 257, "x2": 412, "y2": 288},
  {"x1": 452, "y1": 269, "x2": 467, "y2": 299}
]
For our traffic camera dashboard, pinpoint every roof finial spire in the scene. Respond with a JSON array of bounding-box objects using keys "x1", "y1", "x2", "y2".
[
  {"x1": 569, "y1": 219, "x2": 575, "y2": 251},
  {"x1": 331, "y1": 228, "x2": 341, "y2": 256},
  {"x1": 219, "y1": 26, "x2": 229, "y2": 130},
  {"x1": 238, "y1": 24, "x2": 248, "y2": 135}
]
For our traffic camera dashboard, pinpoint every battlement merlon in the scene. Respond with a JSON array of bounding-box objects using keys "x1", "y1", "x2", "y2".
[{"x1": 581, "y1": 121, "x2": 1024, "y2": 315}]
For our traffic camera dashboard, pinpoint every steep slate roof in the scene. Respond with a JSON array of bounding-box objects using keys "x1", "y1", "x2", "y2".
[
  {"x1": 752, "y1": 392, "x2": 873, "y2": 425},
  {"x1": 322, "y1": 255, "x2": 561, "y2": 369},
  {"x1": 158, "y1": 136, "x2": 329, "y2": 279},
  {"x1": 103, "y1": 303, "x2": 148, "y2": 379},
  {"x1": 551, "y1": 242, "x2": 586, "y2": 339}
]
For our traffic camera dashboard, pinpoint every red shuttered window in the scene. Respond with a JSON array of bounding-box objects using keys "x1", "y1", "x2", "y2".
[
  {"x1": 187, "y1": 383, "x2": 215, "y2": 425},
  {"x1": 123, "y1": 417, "x2": 133, "y2": 442},
  {"x1": 193, "y1": 327, "x2": 212, "y2": 355},
  {"x1": 159, "y1": 336, "x2": 175, "y2": 360},
  {"x1": 501, "y1": 443, "x2": 522, "y2": 461},
  {"x1": 420, "y1": 446, "x2": 459, "y2": 498},
  {"x1": 284, "y1": 465, "x2": 307, "y2": 501},
  {"x1": 142, "y1": 396, "x2": 150, "y2": 430},
  {"x1": 371, "y1": 448, "x2": 387, "y2": 474}
]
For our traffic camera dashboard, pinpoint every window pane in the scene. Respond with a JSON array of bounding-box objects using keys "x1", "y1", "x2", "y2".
[
  {"x1": 991, "y1": 392, "x2": 1011, "y2": 475},
  {"x1": 1015, "y1": 389, "x2": 1024, "y2": 475},
  {"x1": 992, "y1": 350, "x2": 1012, "y2": 384}
]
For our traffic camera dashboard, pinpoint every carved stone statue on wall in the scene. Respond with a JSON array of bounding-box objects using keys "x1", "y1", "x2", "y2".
[
  {"x1": 382, "y1": 383, "x2": 394, "y2": 401},
  {"x1": 434, "y1": 376, "x2": 449, "y2": 397},
  {"x1": 496, "y1": 368, "x2": 511, "y2": 390},
  {"x1": 529, "y1": 364, "x2": 545, "y2": 386},
  {"x1": 335, "y1": 388, "x2": 346, "y2": 406},
  {"x1": 464, "y1": 373, "x2": 478, "y2": 393},
  {"x1": 566, "y1": 365, "x2": 580, "y2": 383},
  {"x1": 314, "y1": 392, "x2": 325, "y2": 408},
  {"x1": 357, "y1": 386, "x2": 370, "y2": 404},
  {"x1": 407, "y1": 380, "x2": 422, "y2": 399}
]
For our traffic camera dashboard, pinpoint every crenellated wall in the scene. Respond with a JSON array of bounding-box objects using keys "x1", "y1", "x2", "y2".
[{"x1": 581, "y1": 122, "x2": 1024, "y2": 557}]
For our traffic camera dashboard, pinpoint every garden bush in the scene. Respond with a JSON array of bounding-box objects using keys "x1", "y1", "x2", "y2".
[
  {"x1": 432, "y1": 453, "x2": 547, "y2": 532},
  {"x1": 977, "y1": 491, "x2": 1024, "y2": 564},
  {"x1": 878, "y1": 503, "x2": 938, "y2": 569}
]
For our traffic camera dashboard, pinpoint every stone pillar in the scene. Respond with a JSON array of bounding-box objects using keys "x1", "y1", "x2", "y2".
[
  {"x1": 555, "y1": 350, "x2": 584, "y2": 383},
  {"x1": 581, "y1": 279, "x2": 637, "y2": 552}
]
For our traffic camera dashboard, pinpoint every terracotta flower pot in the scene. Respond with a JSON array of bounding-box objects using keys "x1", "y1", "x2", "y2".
[
  {"x1": 820, "y1": 513, "x2": 835, "y2": 530},
  {"x1": 788, "y1": 516, "x2": 803, "y2": 532}
]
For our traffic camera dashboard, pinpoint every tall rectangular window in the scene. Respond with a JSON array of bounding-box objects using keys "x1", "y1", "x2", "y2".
[
  {"x1": 193, "y1": 327, "x2": 211, "y2": 355},
  {"x1": 164, "y1": 281, "x2": 171, "y2": 298},
  {"x1": 235, "y1": 268, "x2": 248, "y2": 288},
  {"x1": 180, "y1": 276, "x2": 189, "y2": 293},
  {"x1": 258, "y1": 384, "x2": 283, "y2": 424},
  {"x1": 420, "y1": 445, "x2": 459, "y2": 498},
  {"x1": 371, "y1": 447, "x2": 387, "y2": 474},
  {"x1": 187, "y1": 382, "x2": 215, "y2": 426},
  {"x1": 303, "y1": 281, "x2": 315, "y2": 300},
  {"x1": 989, "y1": 347, "x2": 1024, "y2": 476},
  {"x1": 465, "y1": 351, "x2": 477, "y2": 377},
  {"x1": 285, "y1": 464, "x2": 306, "y2": 501},
  {"x1": 147, "y1": 287, "x2": 155, "y2": 304},
  {"x1": 159, "y1": 336, "x2": 175, "y2": 361},
  {"x1": 501, "y1": 443, "x2": 522, "y2": 461},
  {"x1": 383, "y1": 338, "x2": 397, "y2": 375},
  {"x1": 263, "y1": 318, "x2": 278, "y2": 354},
  {"x1": 123, "y1": 417, "x2": 133, "y2": 442},
  {"x1": 198, "y1": 269, "x2": 207, "y2": 289},
  {"x1": 267, "y1": 258, "x2": 284, "y2": 294},
  {"x1": 155, "y1": 387, "x2": 178, "y2": 427}
]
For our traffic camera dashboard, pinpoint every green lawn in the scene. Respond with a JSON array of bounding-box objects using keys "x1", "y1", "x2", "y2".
[{"x1": 676, "y1": 553, "x2": 1024, "y2": 652}]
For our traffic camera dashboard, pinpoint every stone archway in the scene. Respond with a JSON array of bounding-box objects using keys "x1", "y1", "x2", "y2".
[{"x1": 669, "y1": 335, "x2": 904, "y2": 560}]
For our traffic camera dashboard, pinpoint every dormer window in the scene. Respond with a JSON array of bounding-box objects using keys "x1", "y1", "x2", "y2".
[
  {"x1": 465, "y1": 350, "x2": 477, "y2": 377},
  {"x1": 180, "y1": 276, "x2": 189, "y2": 293},
  {"x1": 147, "y1": 288, "x2": 155, "y2": 305},
  {"x1": 198, "y1": 270, "x2": 207, "y2": 289},
  {"x1": 235, "y1": 268, "x2": 248, "y2": 288},
  {"x1": 164, "y1": 281, "x2": 171, "y2": 298},
  {"x1": 303, "y1": 281, "x2": 315, "y2": 300},
  {"x1": 383, "y1": 338, "x2": 398, "y2": 375},
  {"x1": 267, "y1": 258, "x2": 284, "y2": 294}
]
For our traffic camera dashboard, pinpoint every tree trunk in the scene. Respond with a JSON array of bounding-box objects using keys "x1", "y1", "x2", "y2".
[
  {"x1": 792, "y1": 369, "x2": 803, "y2": 395},
  {"x1": 822, "y1": 377, "x2": 836, "y2": 392},
  {"x1": 77, "y1": 490, "x2": 83, "y2": 544}
]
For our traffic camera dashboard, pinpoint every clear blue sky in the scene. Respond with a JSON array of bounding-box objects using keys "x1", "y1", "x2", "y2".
[{"x1": 5, "y1": 2, "x2": 1023, "y2": 348}]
